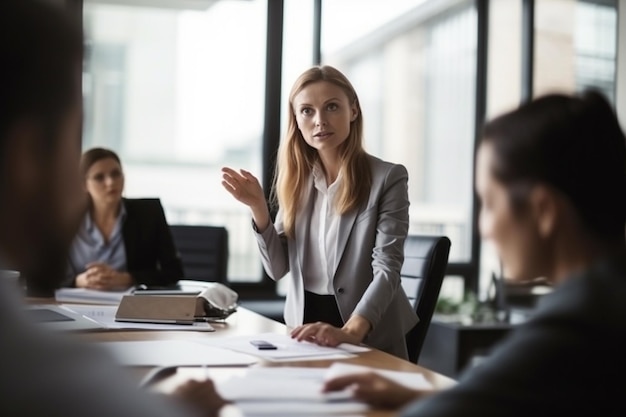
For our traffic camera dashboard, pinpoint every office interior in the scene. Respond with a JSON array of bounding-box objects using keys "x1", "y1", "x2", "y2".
[{"x1": 51, "y1": 0, "x2": 626, "y2": 343}]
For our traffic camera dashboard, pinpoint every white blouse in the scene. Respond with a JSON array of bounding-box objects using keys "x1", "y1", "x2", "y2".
[{"x1": 303, "y1": 165, "x2": 342, "y2": 295}]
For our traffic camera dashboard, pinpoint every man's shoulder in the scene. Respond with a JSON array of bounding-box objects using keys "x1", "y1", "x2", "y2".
[{"x1": 540, "y1": 256, "x2": 626, "y2": 320}]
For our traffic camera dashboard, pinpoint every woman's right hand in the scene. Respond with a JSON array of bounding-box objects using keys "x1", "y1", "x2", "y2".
[
  {"x1": 221, "y1": 167, "x2": 264, "y2": 206},
  {"x1": 221, "y1": 167, "x2": 270, "y2": 232}
]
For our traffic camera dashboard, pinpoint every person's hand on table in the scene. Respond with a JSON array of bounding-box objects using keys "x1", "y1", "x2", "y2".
[
  {"x1": 290, "y1": 322, "x2": 361, "y2": 347},
  {"x1": 75, "y1": 262, "x2": 133, "y2": 290},
  {"x1": 323, "y1": 372, "x2": 429, "y2": 409},
  {"x1": 172, "y1": 379, "x2": 232, "y2": 417},
  {"x1": 291, "y1": 315, "x2": 371, "y2": 347}
]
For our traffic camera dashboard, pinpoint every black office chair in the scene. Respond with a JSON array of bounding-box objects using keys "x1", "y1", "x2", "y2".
[
  {"x1": 169, "y1": 225, "x2": 229, "y2": 283},
  {"x1": 402, "y1": 235, "x2": 451, "y2": 364}
]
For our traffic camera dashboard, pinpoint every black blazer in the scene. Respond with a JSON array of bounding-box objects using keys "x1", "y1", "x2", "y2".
[
  {"x1": 400, "y1": 255, "x2": 626, "y2": 417},
  {"x1": 65, "y1": 198, "x2": 183, "y2": 287},
  {"x1": 122, "y1": 198, "x2": 183, "y2": 287}
]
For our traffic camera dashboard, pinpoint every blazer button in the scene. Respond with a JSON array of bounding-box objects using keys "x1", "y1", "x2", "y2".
[{"x1": 337, "y1": 288, "x2": 344, "y2": 294}]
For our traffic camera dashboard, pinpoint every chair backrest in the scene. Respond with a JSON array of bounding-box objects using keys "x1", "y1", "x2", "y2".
[
  {"x1": 169, "y1": 225, "x2": 229, "y2": 283},
  {"x1": 402, "y1": 235, "x2": 451, "y2": 364}
]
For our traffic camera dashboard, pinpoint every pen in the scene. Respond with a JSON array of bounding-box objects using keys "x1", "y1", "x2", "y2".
[
  {"x1": 138, "y1": 366, "x2": 178, "y2": 388},
  {"x1": 203, "y1": 363, "x2": 209, "y2": 381}
]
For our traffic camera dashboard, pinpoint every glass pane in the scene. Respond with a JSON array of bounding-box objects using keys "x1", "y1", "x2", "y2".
[
  {"x1": 534, "y1": 0, "x2": 617, "y2": 102},
  {"x1": 486, "y1": 0, "x2": 522, "y2": 118},
  {"x1": 282, "y1": 0, "x2": 314, "y2": 125},
  {"x1": 276, "y1": 0, "x2": 315, "y2": 297},
  {"x1": 322, "y1": 0, "x2": 477, "y2": 263},
  {"x1": 480, "y1": 0, "x2": 523, "y2": 299},
  {"x1": 83, "y1": 0, "x2": 267, "y2": 282}
]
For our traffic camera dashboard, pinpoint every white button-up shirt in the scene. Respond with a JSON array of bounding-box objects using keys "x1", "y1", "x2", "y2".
[{"x1": 303, "y1": 165, "x2": 342, "y2": 295}]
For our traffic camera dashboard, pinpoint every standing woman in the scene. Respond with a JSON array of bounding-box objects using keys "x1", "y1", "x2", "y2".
[
  {"x1": 64, "y1": 147, "x2": 183, "y2": 290},
  {"x1": 222, "y1": 65, "x2": 417, "y2": 358}
]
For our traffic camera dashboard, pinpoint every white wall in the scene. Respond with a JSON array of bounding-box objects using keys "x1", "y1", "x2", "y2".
[{"x1": 617, "y1": 2, "x2": 626, "y2": 130}]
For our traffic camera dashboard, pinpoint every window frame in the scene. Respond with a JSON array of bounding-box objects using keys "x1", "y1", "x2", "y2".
[{"x1": 65, "y1": 0, "x2": 618, "y2": 301}]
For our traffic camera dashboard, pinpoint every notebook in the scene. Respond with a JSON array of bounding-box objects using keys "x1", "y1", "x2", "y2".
[{"x1": 24, "y1": 304, "x2": 105, "y2": 331}]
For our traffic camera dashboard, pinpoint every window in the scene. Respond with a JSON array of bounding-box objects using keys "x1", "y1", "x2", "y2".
[
  {"x1": 479, "y1": 0, "x2": 618, "y2": 299},
  {"x1": 321, "y1": 0, "x2": 478, "y2": 301},
  {"x1": 83, "y1": 0, "x2": 268, "y2": 282},
  {"x1": 534, "y1": 0, "x2": 617, "y2": 101},
  {"x1": 322, "y1": 0, "x2": 477, "y2": 265}
]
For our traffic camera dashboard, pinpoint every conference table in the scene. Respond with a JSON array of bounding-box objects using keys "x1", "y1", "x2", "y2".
[{"x1": 34, "y1": 298, "x2": 456, "y2": 417}]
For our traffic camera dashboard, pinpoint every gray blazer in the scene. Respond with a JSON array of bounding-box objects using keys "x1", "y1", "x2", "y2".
[{"x1": 254, "y1": 155, "x2": 418, "y2": 359}]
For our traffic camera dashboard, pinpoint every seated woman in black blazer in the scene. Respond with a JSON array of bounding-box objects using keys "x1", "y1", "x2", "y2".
[{"x1": 64, "y1": 147, "x2": 183, "y2": 290}]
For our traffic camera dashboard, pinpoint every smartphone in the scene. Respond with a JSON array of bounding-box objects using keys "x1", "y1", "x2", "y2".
[{"x1": 249, "y1": 340, "x2": 277, "y2": 350}]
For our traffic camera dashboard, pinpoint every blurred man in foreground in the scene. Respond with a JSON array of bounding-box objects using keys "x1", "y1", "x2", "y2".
[{"x1": 0, "y1": 1, "x2": 228, "y2": 416}]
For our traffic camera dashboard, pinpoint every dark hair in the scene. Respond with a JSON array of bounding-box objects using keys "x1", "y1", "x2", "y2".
[
  {"x1": 482, "y1": 90, "x2": 626, "y2": 243},
  {"x1": 0, "y1": 1, "x2": 83, "y2": 158},
  {"x1": 80, "y1": 147, "x2": 123, "y2": 178}
]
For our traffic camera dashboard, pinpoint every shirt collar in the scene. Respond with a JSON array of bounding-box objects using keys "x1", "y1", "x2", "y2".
[
  {"x1": 312, "y1": 163, "x2": 343, "y2": 193},
  {"x1": 84, "y1": 201, "x2": 127, "y2": 233}
]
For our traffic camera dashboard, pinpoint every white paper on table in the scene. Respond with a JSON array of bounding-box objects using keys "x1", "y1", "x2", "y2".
[
  {"x1": 215, "y1": 366, "x2": 369, "y2": 415},
  {"x1": 62, "y1": 304, "x2": 214, "y2": 331},
  {"x1": 96, "y1": 340, "x2": 258, "y2": 367},
  {"x1": 202, "y1": 332, "x2": 370, "y2": 361},
  {"x1": 243, "y1": 366, "x2": 328, "y2": 381},
  {"x1": 217, "y1": 376, "x2": 352, "y2": 402},
  {"x1": 325, "y1": 363, "x2": 433, "y2": 390},
  {"x1": 236, "y1": 401, "x2": 368, "y2": 416}
]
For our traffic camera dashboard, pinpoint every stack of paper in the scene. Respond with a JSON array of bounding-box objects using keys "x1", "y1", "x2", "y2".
[
  {"x1": 54, "y1": 287, "x2": 132, "y2": 305},
  {"x1": 216, "y1": 367, "x2": 368, "y2": 416},
  {"x1": 202, "y1": 332, "x2": 370, "y2": 362},
  {"x1": 215, "y1": 364, "x2": 433, "y2": 416}
]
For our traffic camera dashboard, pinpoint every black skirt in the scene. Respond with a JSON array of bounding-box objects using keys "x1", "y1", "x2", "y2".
[{"x1": 303, "y1": 290, "x2": 344, "y2": 328}]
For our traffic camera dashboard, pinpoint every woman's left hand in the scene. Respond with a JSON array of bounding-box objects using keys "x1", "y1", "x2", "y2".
[
  {"x1": 85, "y1": 262, "x2": 133, "y2": 290},
  {"x1": 290, "y1": 322, "x2": 361, "y2": 347}
]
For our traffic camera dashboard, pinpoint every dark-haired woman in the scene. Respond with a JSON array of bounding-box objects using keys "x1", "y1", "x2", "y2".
[
  {"x1": 64, "y1": 147, "x2": 183, "y2": 290},
  {"x1": 322, "y1": 91, "x2": 626, "y2": 416}
]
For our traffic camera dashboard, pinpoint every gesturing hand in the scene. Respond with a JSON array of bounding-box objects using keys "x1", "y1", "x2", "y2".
[
  {"x1": 221, "y1": 167, "x2": 265, "y2": 208},
  {"x1": 221, "y1": 167, "x2": 270, "y2": 232}
]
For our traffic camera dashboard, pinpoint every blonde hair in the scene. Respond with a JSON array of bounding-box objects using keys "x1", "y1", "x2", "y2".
[{"x1": 272, "y1": 65, "x2": 372, "y2": 238}]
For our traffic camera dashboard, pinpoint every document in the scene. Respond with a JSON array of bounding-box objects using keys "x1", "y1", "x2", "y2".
[
  {"x1": 214, "y1": 367, "x2": 369, "y2": 416},
  {"x1": 325, "y1": 363, "x2": 433, "y2": 390},
  {"x1": 235, "y1": 402, "x2": 368, "y2": 416},
  {"x1": 202, "y1": 332, "x2": 371, "y2": 362},
  {"x1": 96, "y1": 340, "x2": 258, "y2": 367},
  {"x1": 212, "y1": 363, "x2": 431, "y2": 415},
  {"x1": 62, "y1": 304, "x2": 214, "y2": 331}
]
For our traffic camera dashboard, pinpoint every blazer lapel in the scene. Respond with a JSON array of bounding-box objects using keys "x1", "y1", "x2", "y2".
[
  {"x1": 333, "y1": 207, "x2": 358, "y2": 279},
  {"x1": 295, "y1": 177, "x2": 314, "y2": 275}
]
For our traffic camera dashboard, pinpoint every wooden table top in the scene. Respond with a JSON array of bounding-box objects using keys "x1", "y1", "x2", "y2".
[{"x1": 32, "y1": 299, "x2": 456, "y2": 416}]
